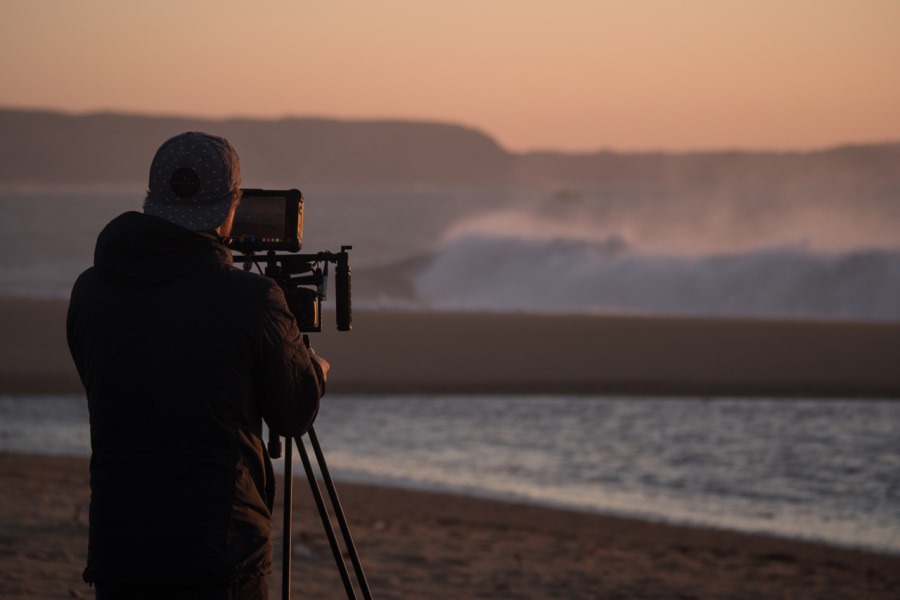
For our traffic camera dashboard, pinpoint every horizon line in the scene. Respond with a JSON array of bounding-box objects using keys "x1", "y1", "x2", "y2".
[{"x1": 2, "y1": 103, "x2": 898, "y2": 157}]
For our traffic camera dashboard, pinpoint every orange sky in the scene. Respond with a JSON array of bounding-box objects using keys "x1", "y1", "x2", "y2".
[{"x1": 1, "y1": 0, "x2": 898, "y2": 152}]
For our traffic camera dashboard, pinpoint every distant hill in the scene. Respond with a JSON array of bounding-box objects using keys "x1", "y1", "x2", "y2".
[
  {"x1": 1, "y1": 108, "x2": 898, "y2": 189},
  {"x1": 0, "y1": 109, "x2": 512, "y2": 186}
]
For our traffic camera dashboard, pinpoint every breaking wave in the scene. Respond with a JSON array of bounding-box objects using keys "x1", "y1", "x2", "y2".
[{"x1": 413, "y1": 213, "x2": 900, "y2": 320}]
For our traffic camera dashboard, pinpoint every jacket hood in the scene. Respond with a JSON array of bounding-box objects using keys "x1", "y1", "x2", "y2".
[{"x1": 94, "y1": 211, "x2": 233, "y2": 287}]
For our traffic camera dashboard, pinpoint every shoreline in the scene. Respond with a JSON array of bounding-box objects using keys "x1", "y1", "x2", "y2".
[
  {"x1": 3, "y1": 297, "x2": 900, "y2": 397},
  {"x1": 2, "y1": 452, "x2": 898, "y2": 599},
  {"x1": 316, "y1": 469, "x2": 900, "y2": 559},
  {"x1": 3, "y1": 402, "x2": 898, "y2": 561}
]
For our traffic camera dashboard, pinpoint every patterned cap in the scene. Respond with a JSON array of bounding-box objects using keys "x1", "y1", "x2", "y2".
[{"x1": 144, "y1": 132, "x2": 241, "y2": 231}]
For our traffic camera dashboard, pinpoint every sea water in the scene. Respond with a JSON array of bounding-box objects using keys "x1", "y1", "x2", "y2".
[
  {"x1": 2, "y1": 394, "x2": 899, "y2": 555},
  {"x1": 2, "y1": 185, "x2": 900, "y2": 319}
]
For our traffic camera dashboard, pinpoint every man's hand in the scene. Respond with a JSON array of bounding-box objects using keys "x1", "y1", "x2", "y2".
[
  {"x1": 302, "y1": 335, "x2": 330, "y2": 384},
  {"x1": 308, "y1": 347, "x2": 330, "y2": 383}
]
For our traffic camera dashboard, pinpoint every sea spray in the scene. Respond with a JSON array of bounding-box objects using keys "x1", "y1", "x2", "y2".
[{"x1": 414, "y1": 210, "x2": 900, "y2": 320}]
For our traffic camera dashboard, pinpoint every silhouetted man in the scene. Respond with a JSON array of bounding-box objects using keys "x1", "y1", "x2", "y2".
[{"x1": 67, "y1": 132, "x2": 328, "y2": 599}]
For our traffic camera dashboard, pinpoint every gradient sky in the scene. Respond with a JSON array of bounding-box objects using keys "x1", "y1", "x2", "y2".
[{"x1": 2, "y1": 0, "x2": 898, "y2": 152}]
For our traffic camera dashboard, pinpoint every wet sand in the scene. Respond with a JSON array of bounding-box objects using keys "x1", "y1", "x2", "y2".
[
  {"x1": 2, "y1": 452, "x2": 899, "y2": 599},
  {"x1": 2, "y1": 297, "x2": 899, "y2": 397}
]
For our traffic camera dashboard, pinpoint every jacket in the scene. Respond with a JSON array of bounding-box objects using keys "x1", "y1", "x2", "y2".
[{"x1": 66, "y1": 211, "x2": 323, "y2": 586}]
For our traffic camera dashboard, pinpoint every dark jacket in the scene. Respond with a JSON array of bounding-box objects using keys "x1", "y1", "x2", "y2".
[{"x1": 66, "y1": 211, "x2": 323, "y2": 587}]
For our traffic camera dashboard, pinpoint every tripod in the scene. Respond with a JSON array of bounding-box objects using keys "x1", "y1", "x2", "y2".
[{"x1": 269, "y1": 426, "x2": 374, "y2": 600}]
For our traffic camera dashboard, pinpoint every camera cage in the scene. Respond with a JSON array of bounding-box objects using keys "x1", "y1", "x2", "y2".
[
  {"x1": 231, "y1": 248, "x2": 352, "y2": 333},
  {"x1": 225, "y1": 188, "x2": 351, "y2": 333}
]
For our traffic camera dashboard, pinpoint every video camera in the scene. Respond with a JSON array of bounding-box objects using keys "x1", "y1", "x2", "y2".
[{"x1": 224, "y1": 188, "x2": 351, "y2": 333}]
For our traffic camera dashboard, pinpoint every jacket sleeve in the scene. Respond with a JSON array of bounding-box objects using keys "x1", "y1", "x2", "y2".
[{"x1": 254, "y1": 280, "x2": 323, "y2": 437}]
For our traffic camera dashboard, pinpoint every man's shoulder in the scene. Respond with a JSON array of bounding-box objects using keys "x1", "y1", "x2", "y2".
[
  {"x1": 216, "y1": 264, "x2": 278, "y2": 295},
  {"x1": 214, "y1": 267, "x2": 294, "y2": 331}
]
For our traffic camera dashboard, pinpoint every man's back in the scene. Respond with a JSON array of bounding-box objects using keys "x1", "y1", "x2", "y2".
[{"x1": 67, "y1": 210, "x2": 322, "y2": 588}]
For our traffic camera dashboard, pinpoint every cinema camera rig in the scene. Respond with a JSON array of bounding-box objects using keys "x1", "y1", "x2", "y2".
[
  {"x1": 224, "y1": 188, "x2": 351, "y2": 333},
  {"x1": 224, "y1": 189, "x2": 371, "y2": 600}
]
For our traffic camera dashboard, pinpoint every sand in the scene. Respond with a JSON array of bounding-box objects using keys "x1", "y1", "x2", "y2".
[
  {"x1": 2, "y1": 297, "x2": 900, "y2": 397},
  {"x1": 3, "y1": 297, "x2": 900, "y2": 598},
  {"x1": 2, "y1": 452, "x2": 899, "y2": 600}
]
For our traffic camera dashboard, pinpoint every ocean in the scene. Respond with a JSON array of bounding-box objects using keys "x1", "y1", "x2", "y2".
[
  {"x1": 1, "y1": 394, "x2": 899, "y2": 555},
  {"x1": 2, "y1": 185, "x2": 899, "y2": 555},
  {"x1": 2, "y1": 185, "x2": 900, "y2": 319}
]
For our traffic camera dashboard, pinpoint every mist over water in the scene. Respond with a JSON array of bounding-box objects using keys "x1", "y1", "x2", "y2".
[
  {"x1": 414, "y1": 208, "x2": 900, "y2": 319},
  {"x1": 404, "y1": 183, "x2": 900, "y2": 320},
  {"x1": 2, "y1": 183, "x2": 899, "y2": 320}
]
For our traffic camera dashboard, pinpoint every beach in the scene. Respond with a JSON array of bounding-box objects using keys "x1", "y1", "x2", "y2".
[
  {"x1": 2, "y1": 297, "x2": 899, "y2": 397},
  {"x1": 3, "y1": 452, "x2": 899, "y2": 599},
  {"x1": 3, "y1": 297, "x2": 900, "y2": 598}
]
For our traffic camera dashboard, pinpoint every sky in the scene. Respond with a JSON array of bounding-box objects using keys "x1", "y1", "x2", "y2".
[{"x1": 1, "y1": 0, "x2": 898, "y2": 153}]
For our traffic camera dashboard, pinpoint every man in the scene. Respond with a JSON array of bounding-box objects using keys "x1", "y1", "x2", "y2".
[{"x1": 67, "y1": 132, "x2": 328, "y2": 599}]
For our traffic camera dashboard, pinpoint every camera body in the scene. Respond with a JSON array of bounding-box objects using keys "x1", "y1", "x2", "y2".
[{"x1": 225, "y1": 189, "x2": 351, "y2": 333}]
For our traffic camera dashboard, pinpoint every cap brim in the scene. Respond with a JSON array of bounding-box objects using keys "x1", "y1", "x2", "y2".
[{"x1": 144, "y1": 196, "x2": 232, "y2": 231}]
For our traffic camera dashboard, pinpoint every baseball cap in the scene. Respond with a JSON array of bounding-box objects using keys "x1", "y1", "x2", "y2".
[{"x1": 144, "y1": 132, "x2": 241, "y2": 231}]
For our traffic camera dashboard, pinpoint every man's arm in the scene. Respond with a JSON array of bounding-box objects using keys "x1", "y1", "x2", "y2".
[{"x1": 254, "y1": 281, "x2": 326, "y2": 437}]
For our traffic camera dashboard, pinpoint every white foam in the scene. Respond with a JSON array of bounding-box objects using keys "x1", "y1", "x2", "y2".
[{"x1": 414, "y1": 211, "x2": 900, "y2": 320}]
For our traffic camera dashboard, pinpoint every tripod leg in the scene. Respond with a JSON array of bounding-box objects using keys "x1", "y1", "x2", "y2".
[
  {"x1": 307, "y1": 426, "x2": 374, "y2": 600},
  {"x1": 295, "y1": 435, "x2": 358, "y2": 600},
  {"x1": 267, "y1": 429, "x2": 292, "y2": 600},
  {"x1": 282, "y1": 438, "x2": 293, "y2": 600}
]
